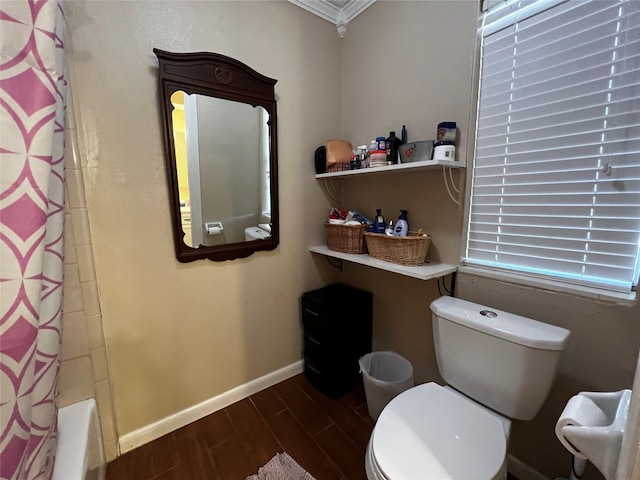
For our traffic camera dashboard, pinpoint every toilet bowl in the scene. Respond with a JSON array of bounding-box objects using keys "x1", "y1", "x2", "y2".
[
  {"x1": 365, "y1": 383, "x2": 508, "y2": 480},
  {"x1": 364, "y1": 297, "x2": 570, "y2": 480}
]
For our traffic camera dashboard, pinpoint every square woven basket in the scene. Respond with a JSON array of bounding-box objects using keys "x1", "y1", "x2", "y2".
[
  {"x1": 324, "y1": 223, "x2": 368, "y2": 254},
  {"x1": 364, "y1": 232, "x2": 431, "y2": 266}
]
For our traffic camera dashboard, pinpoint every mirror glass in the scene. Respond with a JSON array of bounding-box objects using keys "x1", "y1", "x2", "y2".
[
  {"x1": 154, "y1": 49, "x2": 279, "y2": 262},
  {"x1": 170, "y1": 91, "x2": 271, "y2": 248}
]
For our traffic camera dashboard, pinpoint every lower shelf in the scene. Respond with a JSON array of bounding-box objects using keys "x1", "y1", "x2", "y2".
[{"x1": 309, "y1": 245, "x2": 458, "y2": 280}]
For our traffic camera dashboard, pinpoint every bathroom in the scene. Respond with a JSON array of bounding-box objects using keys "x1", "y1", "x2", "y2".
[{"x1": 3, "y1": 1, "x2": 639, "y2": 479}]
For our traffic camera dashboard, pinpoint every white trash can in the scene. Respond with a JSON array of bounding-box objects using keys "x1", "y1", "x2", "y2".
[{"x1": 359, "y1": 351, "x2": 414, "y2": 420}]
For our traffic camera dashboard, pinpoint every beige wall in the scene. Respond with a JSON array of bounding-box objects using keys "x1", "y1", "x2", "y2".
[
  {"x1": 340, "y1": 0, "x2": 476, "y2": 380},
  {"x1": 340, "y1": 2, "x2": 639, "y2": 480},
  {"x1": 63, "y1": 0, "x2": 340, "y2": 441}
]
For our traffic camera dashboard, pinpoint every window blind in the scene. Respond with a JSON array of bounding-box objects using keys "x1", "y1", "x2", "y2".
[{"x1": 466, "y1": 0, "x2": 640, "y2": 292}]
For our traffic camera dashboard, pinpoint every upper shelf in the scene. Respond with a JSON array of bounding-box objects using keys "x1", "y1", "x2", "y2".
[{"x1": 315, "y1": 158, "x2": 464, "y2": 179}]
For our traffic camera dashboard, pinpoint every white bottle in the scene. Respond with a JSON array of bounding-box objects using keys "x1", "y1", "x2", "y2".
[{"x1": 393, "y1": 210, "x2": 408, "y2": 237}]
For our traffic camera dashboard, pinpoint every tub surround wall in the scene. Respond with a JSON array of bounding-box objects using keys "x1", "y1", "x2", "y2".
[{"x1": 61, "y1": 87, "x2": 118, "y2": 461}]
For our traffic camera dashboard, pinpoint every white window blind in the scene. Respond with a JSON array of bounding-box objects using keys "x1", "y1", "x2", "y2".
[{"x1": 466, "y1": 0, "x2": 640, "y2": 293}]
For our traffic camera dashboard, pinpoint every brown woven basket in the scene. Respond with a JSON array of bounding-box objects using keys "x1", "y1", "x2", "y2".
[
  {"x1": 364, "y1": 232, "x2": 431, "y2": 266},
  {"x1": 324, "y1": 223, "x2": 368, "y2": 254}
]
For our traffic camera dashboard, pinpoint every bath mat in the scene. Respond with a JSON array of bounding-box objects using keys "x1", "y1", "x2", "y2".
[{"x1": 246, "y1": 452, "x2": 316, "y2": 480}]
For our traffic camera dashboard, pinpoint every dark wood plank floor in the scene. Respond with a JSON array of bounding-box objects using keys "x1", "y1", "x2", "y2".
[
  {"x1": 106, "y1": 373, "x2": 375, "y2": 480},
  {"x1": 107, "y1": 373, "x2": 520, "y2": 480}
]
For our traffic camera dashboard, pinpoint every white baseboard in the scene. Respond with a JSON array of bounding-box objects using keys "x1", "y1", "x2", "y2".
[
  {"x1": 118, "y1": 360, "x2": 304, "y2": 454},
  {"x1": 508, "y1": 454, "x2": 550, "y2": 480}
]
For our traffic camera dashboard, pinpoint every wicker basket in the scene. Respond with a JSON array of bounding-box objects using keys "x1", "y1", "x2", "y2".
[
  {"x1": 325, "y1": 223, "x2": 368, "y2": 254},
  {"x1": 364, "y1": 232, "x2": 431, "y2": 266}
]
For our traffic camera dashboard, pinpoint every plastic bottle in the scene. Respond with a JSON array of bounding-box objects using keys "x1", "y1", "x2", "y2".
[
  {"x1": 385, "y1": 131, "x2": 402, "y2": 164},
  {"x1": 393, "y1": 210, "x2": 408, "y2": 237},
  {"x1": 368, "y1": 140, "x2": 377, "y2": 168},
  {"x1": 385, "y1": 219, "x2": 394, "y2": 236},
  {"x1": 371, "y1": 209, "x2": 386, "y2": 234},
  {"x1": 401, "y1": 125, "x2": 407, "y2": 144}
]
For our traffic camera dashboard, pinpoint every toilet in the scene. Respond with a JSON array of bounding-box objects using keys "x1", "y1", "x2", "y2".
[
  {"x1": 244, "y1": 223, "x2": 271, "y2": 241},
  {"x1": 365, "y1": 296, "x2": 570, "y2": 480}
]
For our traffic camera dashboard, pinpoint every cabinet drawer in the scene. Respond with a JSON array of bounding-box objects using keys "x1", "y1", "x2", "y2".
[
  {"x1": 305, "y1": 350, "x2": 360, "y2": 376},
  {"x1": 304, "y1": 354, "x2": 360, "y2": 399},
  {"x1": 304, "y1": 334, "x2": 361, "y2": 364},
  {"x1": 304, "y1": 332, "x2": 326, "y2": 357},
  {"x1": 301, "y1": 300, "x2": 332, "y2": 333}
]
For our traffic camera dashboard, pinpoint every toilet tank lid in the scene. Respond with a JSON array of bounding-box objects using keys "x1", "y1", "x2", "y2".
[{"x1": 430, "y1": 296, "x2": 570, "y2": 350}]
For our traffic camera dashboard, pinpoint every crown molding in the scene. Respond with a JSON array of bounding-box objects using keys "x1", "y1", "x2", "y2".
[{"x1": 288, "y1": 0, "x2": 377, "y2": 37}]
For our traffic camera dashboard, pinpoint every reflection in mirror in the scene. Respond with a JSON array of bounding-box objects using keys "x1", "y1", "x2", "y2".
[
  {"x1": 170, "y1": 91, "x2": 271, "y2": 248},
  {"x1": 154, "y1": 49, "x2": 279, "y2": 262}
]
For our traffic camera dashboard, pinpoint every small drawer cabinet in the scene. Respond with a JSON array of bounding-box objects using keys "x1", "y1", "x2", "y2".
[{"x1": 301, "y1": 283, "x2": 372, "y2": 398}]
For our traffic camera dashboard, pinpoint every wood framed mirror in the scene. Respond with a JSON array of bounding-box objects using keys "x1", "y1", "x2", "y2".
[{"x1": 154, "y1": 49, "x2": 279, "y2": 262}]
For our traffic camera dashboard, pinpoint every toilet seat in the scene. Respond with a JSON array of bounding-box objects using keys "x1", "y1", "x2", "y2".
[{"x1": 370, "y1": 382, "x2": 506, "y2": 480}]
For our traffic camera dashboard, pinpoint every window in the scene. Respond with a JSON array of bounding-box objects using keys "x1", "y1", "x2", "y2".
[{"x1": 465, "y1": 0, "x2": 640, "y2": 294}]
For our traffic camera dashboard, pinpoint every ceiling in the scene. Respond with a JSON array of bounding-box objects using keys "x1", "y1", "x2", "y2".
[{"x1": 288, "y1": 0, "x2": 377, "y2": 37}]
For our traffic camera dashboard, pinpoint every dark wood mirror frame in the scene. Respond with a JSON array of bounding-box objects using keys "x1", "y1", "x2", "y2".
[{"x1": 154, "y1": 49, "x2": 279, "y2": 262}]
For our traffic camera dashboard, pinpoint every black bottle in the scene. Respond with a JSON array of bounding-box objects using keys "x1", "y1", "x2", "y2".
[{"x1": 385, "y1": 131, "x2": 402, "y2": 164}]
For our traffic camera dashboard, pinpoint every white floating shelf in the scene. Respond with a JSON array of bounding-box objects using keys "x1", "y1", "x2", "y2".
[
  {"x1": 315, "y1": 158, "x2": 464, "y2": 179},
  {"x1": 309, "y1": 245, "x2": 458, "y2": 281}
]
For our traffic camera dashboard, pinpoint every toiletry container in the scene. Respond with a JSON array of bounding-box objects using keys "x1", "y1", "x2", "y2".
[
  {"x1": 437, "y1": 122, "x2": 457, "y2": 142},
  {"x1": 433, "y1": 141, "x2": 456, "y2": 161},
  {"x1": 385, "y1": 220, "x2": 394, "y2": 236},
  {"x1": 393, "y1": 210, "x2": 408, "y2": 237},
  {"x1": 385, "y1": 131, "x2": 402, "y2": 164},
  {"x1": 370, "y1": 151, "x2": 387, "y2": 167},
  {"x1": 371, "y1": 209, "x2": 386, "y2": 233}
]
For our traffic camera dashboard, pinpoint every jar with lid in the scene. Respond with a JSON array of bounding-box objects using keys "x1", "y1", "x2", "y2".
[
  {"x1": 369, "y1": 150, "x2": 387, "y2": 167},
  {"x1": 437, "y1": 122, "x2": 457, "y2": 142},
  {"x1": 433, "y1": 141, "x2": 455, "y2": 161}
]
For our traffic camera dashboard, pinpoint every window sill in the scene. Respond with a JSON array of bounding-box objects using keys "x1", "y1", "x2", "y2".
[{"x1": 458, "y1": 265, "x2": 637, "y2": 306}]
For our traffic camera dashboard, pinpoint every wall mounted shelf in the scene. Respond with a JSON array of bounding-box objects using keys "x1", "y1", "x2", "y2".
[
  {"x1": 315, "y1": 158, "x2": 464, "y2": 179},
  {"x1": 309, "y1": 245, "x2": 458, "y2": 280}
]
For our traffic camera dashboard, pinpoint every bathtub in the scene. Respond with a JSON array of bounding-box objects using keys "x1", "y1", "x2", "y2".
[{"x1": 52, "y1": 399, "x2": 106, "y2": 480}]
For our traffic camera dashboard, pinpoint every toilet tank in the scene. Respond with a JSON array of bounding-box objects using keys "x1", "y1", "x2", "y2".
[{"x1": 430, "y1": 296, "x2": 570, "y2": 421}]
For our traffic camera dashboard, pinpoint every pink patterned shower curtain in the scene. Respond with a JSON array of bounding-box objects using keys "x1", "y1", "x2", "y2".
[{"x1": 0, "y1": 1, "x2": 66, "y2": 479}]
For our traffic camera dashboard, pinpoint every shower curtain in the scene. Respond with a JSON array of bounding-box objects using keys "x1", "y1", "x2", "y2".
[{"x1": 0, "y1": 1, "x2": 66, "y2": 479}]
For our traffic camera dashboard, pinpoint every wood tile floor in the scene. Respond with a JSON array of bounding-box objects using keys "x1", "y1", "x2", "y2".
[
  {"x1": 106, "y1": 372, "x2": 520, "y2": 480},
  {"x1": 106, "y1": 373, "x2": 374, "y2": 480}
]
